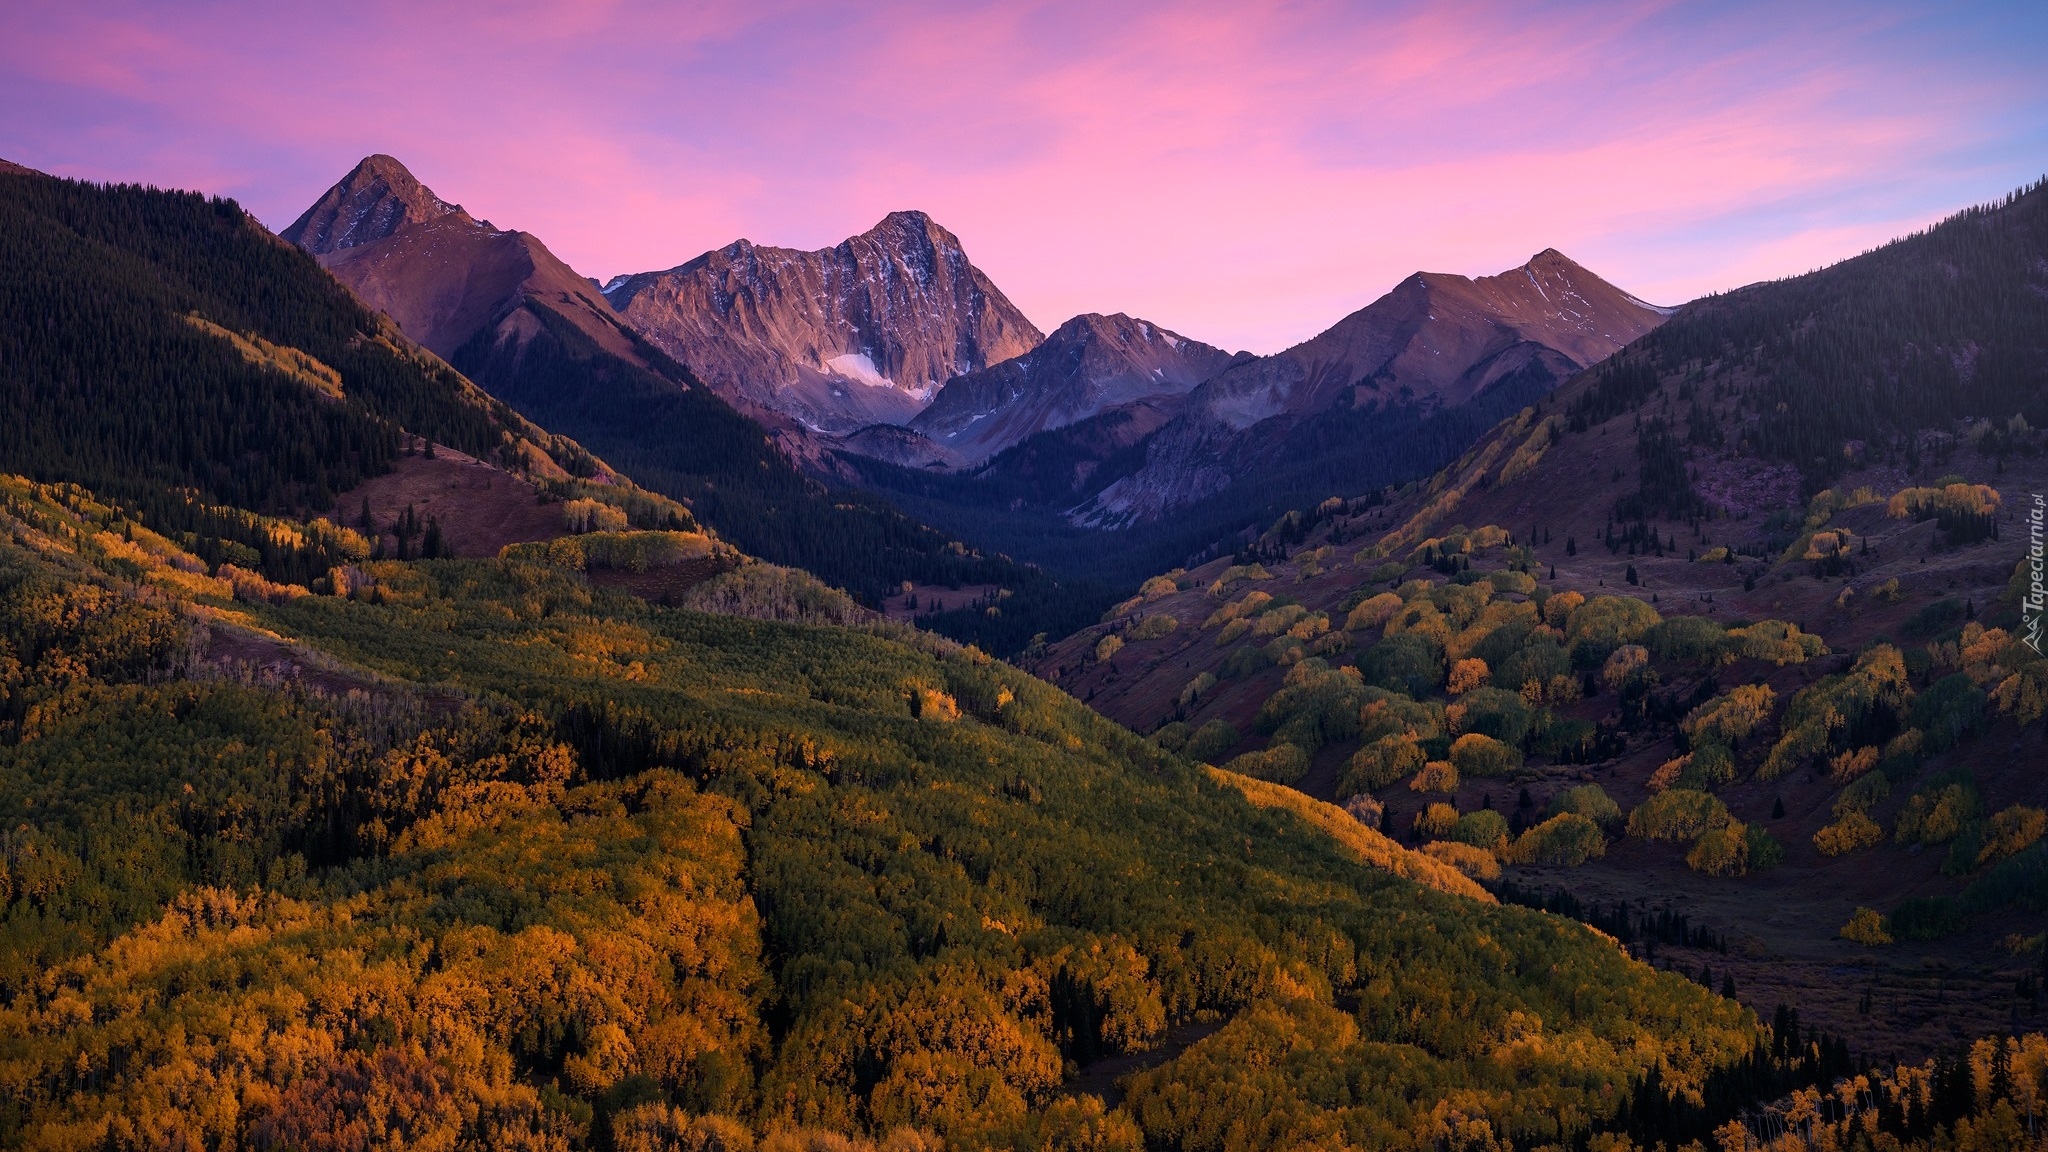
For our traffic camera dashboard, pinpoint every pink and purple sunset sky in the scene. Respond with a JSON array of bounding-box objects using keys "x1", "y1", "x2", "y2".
[{"x1": 3, "y1": 0, "x2": 2044, "y2": 352}]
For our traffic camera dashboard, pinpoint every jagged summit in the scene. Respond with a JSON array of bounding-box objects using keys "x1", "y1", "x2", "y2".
[
  {"x1": 603, "y1": 210, "x2": 1042, "y2": 434},
  {"x1": 905, "y1": 311, "x2": 1243, "y2": 464},
  {"x1": 285, "y1": 156, "x2": 637, "y2": 363},
  {"x1": 1069, "y1": 250, "x2": 1669, "y2": 526},
  {"x1": 281, "y1": 154, "x2": 472, "y2": 255}
]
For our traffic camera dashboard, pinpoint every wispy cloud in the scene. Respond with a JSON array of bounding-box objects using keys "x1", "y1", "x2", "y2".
[{"x1": 2, "y1": 0, "x2": 2042, "y2": 351}]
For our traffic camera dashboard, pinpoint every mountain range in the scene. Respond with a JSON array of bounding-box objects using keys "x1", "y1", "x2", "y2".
[
  {"x1": 287, "y1": 157, "x2": 1670, "y2": 575},
  {"x1": 1038, "y1": 176, "x2": 2048, "y2": 1064},
  {"x1": 3, "y1": 143, "x2": 2047, "y2": 1152}
]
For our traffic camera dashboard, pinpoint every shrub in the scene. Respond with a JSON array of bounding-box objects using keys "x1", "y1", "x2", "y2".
[
  {"x1": 1205, "y1": 590, "x2": 1271, "y2": 628},
  {"x1": 1152, "y1": 721, "x2": 1190, "y2": 751},
  {"x1": 1339, "y1": 735, "x2": 1427, "y2": 798},
  {"x1": 1726, "y1": 620, "x2": 1827, "y2": 665},
  {"x1": 1627, "y1": 790, "x2": 1730, "y2": 841},
  {"x1": 1896, "y1": 775, "x2": 1980, "y2": 845},
  {"x1": 1178, "y1": 671, "x2": 1217, "y2": 708},
  {"x1": 1840, "y1": 907, "x2": 1893, "y2": 946},
  {"x1": 1566, "y1": 595, "x2": 1662, "y2": 666},
  {"x1": 1746, "y1": 823, "x2": 1784, "y2": 870},
  {"x1": 1814, "y1": 812, "x2": 1883, "y2": 856},
  {"x1": 1451, "y1": 809, "x2": 1510, "y2": 851},
  {"x1": 562, "y1": 497, "x2": 630, "y2": 533},
  {"x1": 1828, "y1": 745, "x2": 1878, "y2": 783},
  {"x1": 1644, "y1": 615, "x2": 1727, "y2": 663},
  {"x1": 1420, "y1": 840, "x2": 1501, "y2": 881},
  {"x1": 1414, "y1": 802, "x2": 1460, "y2": 837},
  {"x1": 1548, "y1": 784, "x2": 1622, "y2": 827},
  {"x1": 1682, "y1": 685, "x2": 1776, "y2": 748},
  {"x1": 1687, "y1": 741, "x2": 1737, "y2": 787},
  {"x1": 1835, "y1": 770, "x2": 1891, "y2": 816},
  {"x1": 1448, "y1": 732, "x2": 1520, "y2": 778},
  {"x1": 1978, "y1": 806, "x2": 2048, "y2": 868},
  {"x1": 1182, "y1": 719, "x2": 1239, "y2": 763},
  {"x1": 1488, "y1": 570, "x2": 1537, "y2": 596},
  {"x1": 1257, "y1": 663, "x2": 1370, "y2": 754},
  {"x1": 1341, "y1": 793, "x2": 1383, "y2": 827},
  {"x1": 1902, "y1": 596, "x2": 1967, "y2": 638},
  {"x1": 1508, "y1": 813, "x2": 1606, "y2": 866},
  {"x1": 1221, "y1": 744, "x2": 1310, "y2": 785},
  {"x1": 1356, "y1": 692, "x2": 1444, "y2": 742},
  {"x1": 1493, "y1": 640, "x2": 1570, "y2": 696},
  {"x1": 1128, "y1": 614, "x2": 1178, "y2": 641},
  {"x1": 1218, "y1": 643, "x2": 1271, "y2": 679},
  {"x1": 1445, "y1": 686, "x2": 1533, "y2": 746},
  {"x1": 1886, "y1": 897, "x2": 1964, "y2": 941},
  {"x1": 1687, "y1": 821, "x2": 1750, "y2": 876},
  {"x1": 1343, "y1": 592, "x2": 1403, "y2": 633},
  {"x1": 1600, "y1": 644, "x2": 1653, "y2": 693},
  {"x1": 1881, "y1": 728, "x2": 1925, "y2": 772},
  {"x1": 1095, "y1": 634, "x2": 1124, "y2": 662},
  {"x1": 1359, "y1": 633, "x2": 1443, "y2": 697},
  {"x1": 1909, "y1": 672, "x2": 1988, "y2": 754},
  {"x1": 1411, "y1": 760, "x2": 1460, "y2": 794},
  {"x1": 1447, "y1": 657, "x2": 1489, "y2": 695}
]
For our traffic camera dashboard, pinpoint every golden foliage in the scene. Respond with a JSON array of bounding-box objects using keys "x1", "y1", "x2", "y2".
[
  {"x1": 1813, "y1": 812, "x2": 1884, "y2": 857},
  {"x1": 1414, "y1": 801, "x2": 1460, "y2": 837},
  {"x1": 1841, "y1": 907, "x2": 1893, "y2": 946},
  {"x1": 1208, "y1": 769, "x2": 1490, "y2": 901},
  {"x1": 1420, "y1": 840, "x2": 1502, "y2": 882},
  {"x1": 1447, "y1": 657, "x2": 1489, "y2": 695},
  {"x1": 1411, "y1": 760, "x2": 1460, "y2": 794}
]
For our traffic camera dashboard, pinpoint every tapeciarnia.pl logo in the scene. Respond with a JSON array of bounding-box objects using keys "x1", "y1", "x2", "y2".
[{"x1": 2026, "y1": 493, "x2": 2045, "y2": 655}]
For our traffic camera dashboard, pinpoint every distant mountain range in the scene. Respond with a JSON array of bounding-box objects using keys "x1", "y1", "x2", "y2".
[
  {"x1": 286, "y1": 156, "x2": 1101, "y2": 652},
  {"x1": 285, "y1": 153, "x2": 1675, "y2": 614},
  {"x1": 1064, "y1": 249, "x2": 1671, "y2": 526}
]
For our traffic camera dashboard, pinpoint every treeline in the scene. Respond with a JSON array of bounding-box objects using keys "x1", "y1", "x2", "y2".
[{"x1": 1634, "y1": 177, "x2": 2048, "y2": 490}]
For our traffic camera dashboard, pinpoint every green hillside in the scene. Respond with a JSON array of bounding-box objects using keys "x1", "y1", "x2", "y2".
[{"x1": 0, "y1": 472, "x2": 1766, "y2": 1151}]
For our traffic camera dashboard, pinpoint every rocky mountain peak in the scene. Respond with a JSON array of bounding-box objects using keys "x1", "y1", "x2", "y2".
[
  {"x1": 902, "y1": 311, "x2": 1239, "y2": 464},
  {"x1": 603, "y1": 212, "x2": 1042, "y2": 434},
  {"x1": 282, "y1": 154, "x2": 473, "y2": 255}
]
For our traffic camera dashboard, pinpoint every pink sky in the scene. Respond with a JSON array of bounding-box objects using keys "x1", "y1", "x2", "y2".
[{"x1": 3, "y1": 0, "x2": 2044, "y2": 352}]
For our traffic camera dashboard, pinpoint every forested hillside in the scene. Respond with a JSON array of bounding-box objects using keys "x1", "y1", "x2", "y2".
[
  {"x1": 1626, "y1": 177, "x2": 2048, "y2": 491},
  {"x1": 0, "y1": 462, "x2": 1782, "y2": 1151},
  {"x1": 449, "y1": 297, "x2": 1104, "y2": 652},
  {"x1": 1036, "y1": 180, "x2": 2048, "y2": 1082}
]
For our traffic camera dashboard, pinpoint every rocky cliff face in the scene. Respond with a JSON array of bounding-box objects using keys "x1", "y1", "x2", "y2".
[
  {"x1": 282, "y1": 154, "x2": 471, "y2": 256},
  {"x1": 603, "y1": 212, "x2": 1042, "y2": 434},
  {"x1": 1070, "y1": 251, "x2": 1670, "y2": 525},
  {"x1": 287, "y1": 156, "x2": 642, "y2": 364},
  {"x1": 904, "y1": 312, "x2": 1244, "y2": 465}
]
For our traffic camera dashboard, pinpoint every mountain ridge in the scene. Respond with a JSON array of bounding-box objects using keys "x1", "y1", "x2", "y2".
[
  {"x1": 604, "y1": 210, "x2": 1044, "y2": 433},
  {"x1": 904, "y1": 311, "x2": 1248, "y2": 465},
  {"x1": 1068, "y1": 249, "x2": 1669, "y2": 526}
]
